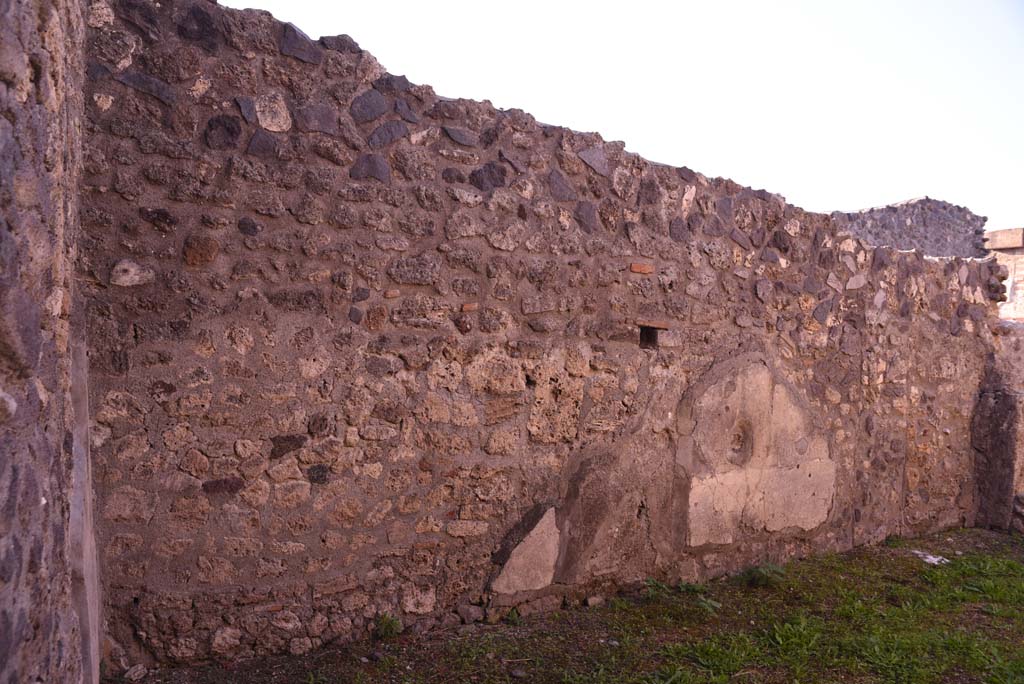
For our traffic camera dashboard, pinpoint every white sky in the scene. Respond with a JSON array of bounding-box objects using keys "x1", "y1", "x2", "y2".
[{"x1": 222, "y1": 0, "x2": 1024, "y2": 230}]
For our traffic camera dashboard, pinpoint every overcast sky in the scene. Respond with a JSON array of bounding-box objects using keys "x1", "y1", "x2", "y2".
[{"x1": 222, "y1": 0, "x2": 1024, "y2": 230}]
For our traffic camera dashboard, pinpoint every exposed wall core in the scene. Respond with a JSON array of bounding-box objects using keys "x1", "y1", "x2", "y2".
[
  {"x1": 73, "y1": 1, "x2": 1012, "y2": 669},
  {"x1": 0, "y1": 0, "x2": 96, "y2": 682}
]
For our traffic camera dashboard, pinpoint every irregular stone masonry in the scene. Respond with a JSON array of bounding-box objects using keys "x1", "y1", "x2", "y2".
[
  {"x1": 0, "y1": 0, "x2": 89, "y2": 682},
  {"x1": 982, "y1": 227, "x2": 1024, "y2": 319},
  {"x1": 73, "y1": 0, "x2": 1018, "y2": 669},
  {"x1": 0, "y1": 0, "x2": 1012, "y2": 679},
  {"x1": 833, "y1": 197, "x2": 988, "y2": 258}
]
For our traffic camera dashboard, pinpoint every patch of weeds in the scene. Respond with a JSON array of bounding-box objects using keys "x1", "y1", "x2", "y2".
[
  {"x1": 663, "y1": 633, "x2": 760, "y2": 677},
  {"x1": 911, "y1": 553, "x2": 1024, "y2": 619},
  {"x1": 845, "y1": 627, "x2": 941, "y2": 684},
  {"x1": 695, "y1": 595, "x2": 721, "y2": 614},
  {"x1": 644, "y1": 578, "x2": 672, "y2": 600},
  {"x1": 884, "y1": 535, "x2": 906, "y2": 548},
  {"x1": 736, "y1": 563, "x2": 786, "y2": 588},
  {"x1": 676, "y1": 582, "x2": 706, "y2": 595},
  {"x1": 608, "y1": 596, "x2": 632, "y2": 612},
  {"x1": 940, "y1": 630, "x2": 995, "y2": 672},
  {"x1": 834, "y1": 587, "x2": 875, "y2": 625},
  {"x1": 764, "y1": 614, "x2": 824, "y2": 676},
  {"x1": 374, "y1": 612, "x2": 403, "y2": 640},
  {"x1": 559, "y1": 664, "x2": 625, "y2": 684},
  {"x1": 987, "y1": 652, "x2": 1024, "y2": 684},
  {"x1": 504, "y1": 607, "x2": 521, "y2": 626},
  {"x1": 982, "y1": 603, "x2": 1020, "y2": 619},
  {"x1": 641, "y1": 665, "x2": 713, "y2": 684},
  {"x1": 303, "y1": 672, "x2": 328, "y2": 684},
  {"x1": 376, "y1": 654, "x2": 399, "y2": 672}
]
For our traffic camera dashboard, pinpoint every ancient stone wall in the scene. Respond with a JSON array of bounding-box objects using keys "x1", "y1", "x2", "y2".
[
  {"x1": 982, "y1": 228, "x2": 1024, "y2": 319},
  {"x1": 0, "y1": 0, "x2": 90, "y2": 682},
  {"x1": 974, "y1": 323, "x2": 1024, "y2": 533},
  {"x1": 832, "y1": 198, "x2": 987, "y2": 258},
  {"x1": 78, "y1": 0, "x2": 1008, "y2": 669}
]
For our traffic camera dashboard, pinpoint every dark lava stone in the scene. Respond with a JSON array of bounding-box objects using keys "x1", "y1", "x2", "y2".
[
  {"x1": 117, "y1": 0, "x2": 161, "y2": 42},
  {"x1": 638, "y1": 178, "x2": 660, "y2": 205},
  {"x1": 246, "y1": 129, "x2": 279, "y2": 157},
  {"x1": 114, "y1": 70, "x2": 175, "y2": 106},
  {"x1": 547, "y1": 169, "x2": 577, "y2": 202},
  {"x1": 307, "y1": 464, "x2": 330, "y2": 484},
  {"x1": 730, "y1": 228, "x2": 753, "y2": 251},
  {"x1": 350, "y1": 154, "x2": 391, "y2": 183},
  {"x1": 573, "y1": 201, "x2": 599, "y2": 234},
  {"x1": 374, "y1": 74, "x2": 412, "y2": 93},
  {"x1": 270, "y1": 434, "x2": 307, "y2": 459},
  {"x1": 813, "y1": 298, "x2": 832, "y2": 324},
  {"x1": 177, "y1": 4, "x2": 220, "y2": 53},
  {"x1": 442, "y1": 168, "x2": 466, "y2": 184},
  {"x1": 280, "y1": 23, "x2": 323, "y2": 64},
  {"x1": 139, "y1": 207, "x2": 177, "y2": 231},
  {"x1": 202, "y1": 477, "x2": 244, "y2": 495},
  {"x1": 443, "y1": 126, "x2": 479, "y2": 147},
  {"x1": 237, "y1": 217, "x2": 261, "y2": 236},
  {"x1": 236, "y1": 96, "x2": 257, "y2": 123},
  {"x1": 350, "y1": 89, "x2": 389, "y2": 124},
  {"x1": 307, "y1": 413, "x2": 330, "y2": 436},
  {"x1": 367, "y1": 120, "x2": 408, "y2": 148},
  {"x1": 669, "y1": 217, "x2": 689, "y2": 242},
  {"x1": 295, "y1": 104, "x2": 340, "y2": 135},
  {"x1": 319, "y1": 34, "x2": 361, "y2": 53},
  {"x1": 204, "y1": 114, "x2": 241, "y2": 150},
  {"x1": 395, "y1": 99, "x2": 420, "y2": 124},
  {"x1": 468, "y1": 162, "x2": 507, "y2": 192}
]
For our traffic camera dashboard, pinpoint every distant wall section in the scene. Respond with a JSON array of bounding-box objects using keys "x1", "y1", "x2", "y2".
[
  {"x1": 983, "y1": 228, "x2": 1024, "y2": 319},
  {"x1": 833, "y1": 198, "x2": 987, "y2": 258}
]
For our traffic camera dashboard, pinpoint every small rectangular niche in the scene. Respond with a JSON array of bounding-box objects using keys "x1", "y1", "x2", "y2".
[{"x1": 639, "y1": 325, "x2": 659, "y2": 349}]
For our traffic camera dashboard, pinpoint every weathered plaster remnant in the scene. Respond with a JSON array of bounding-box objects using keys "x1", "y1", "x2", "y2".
[{"x1": 681, "y1": 360, "x2": 835, "y2": 546}]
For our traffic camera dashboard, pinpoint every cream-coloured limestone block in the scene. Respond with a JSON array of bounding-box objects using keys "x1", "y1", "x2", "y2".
[{"x1": 492, "y1": 508, "x2": 560, "y2": 594}]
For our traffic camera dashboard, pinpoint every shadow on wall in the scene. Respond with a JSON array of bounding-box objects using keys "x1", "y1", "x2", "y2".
[{"x1": 971, "y1": 356, "x2": 1019, "y2": 530}]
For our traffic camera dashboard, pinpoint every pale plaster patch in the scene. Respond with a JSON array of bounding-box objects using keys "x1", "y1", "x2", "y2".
[
  {"x1": 684, "y1": 361, "x2": 836, "y2": 546},
  {"x1": 689, "y1": 460, "x2": 836, "y2": 546}
]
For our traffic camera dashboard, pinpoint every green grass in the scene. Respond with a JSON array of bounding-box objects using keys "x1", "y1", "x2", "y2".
[
  {"x1": 373, "y1": 612, "x2": 403, "y2": 640},
  {"x1": 736, "y1": 563, "x2": 787, "y2": 588},
  {"x1": 136, "y1": 529, "x2": 1024, "y2": 684}
]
